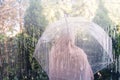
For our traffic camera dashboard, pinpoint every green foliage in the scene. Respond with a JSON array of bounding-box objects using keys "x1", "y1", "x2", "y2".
[
  {"x1": 110, "y1": 24, "x2": 120, "y2": 57},
  {"x1": 14, "y1": 0, "x2": 50, "y2": 79},
  {"x1": 0, "y1": 33, "x2": 48, "y2": 80},
  {"x1": 15, "y1": 33, "x2": 48, "y2": 80},
  {"x1": 24, "y1": 0, "x2": 48, "y2": 38},
  {"x1": 93, "y1": 0, "x2": 112, "y2": 30},
  {"x1": 113, "y1": 34, "x2": 120, "y2": 57},
  {"x1": 0, "y1": 34, "x2": 7, "y2": 41}
]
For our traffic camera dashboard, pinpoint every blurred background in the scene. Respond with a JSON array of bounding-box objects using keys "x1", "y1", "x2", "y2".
[{"x1": 0, "y1": 0, "x2": 120, "y2": 80}]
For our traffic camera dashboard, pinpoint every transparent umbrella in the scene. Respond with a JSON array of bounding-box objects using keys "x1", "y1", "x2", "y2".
[{"x1": 34, "y1": 17, "x2": 113, "y2": 80}]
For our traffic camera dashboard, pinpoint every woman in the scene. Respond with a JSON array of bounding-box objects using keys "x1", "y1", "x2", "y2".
[{"x1": 49, "y1": 32, "x2": 94, "y2": 80}]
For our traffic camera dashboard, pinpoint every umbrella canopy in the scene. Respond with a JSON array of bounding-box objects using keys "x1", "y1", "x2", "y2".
[{"x1": 34, "y1": 17, "x2": 113, "y2": 80}]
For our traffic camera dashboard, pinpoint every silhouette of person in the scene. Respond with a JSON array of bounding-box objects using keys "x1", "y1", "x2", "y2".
[{"x1": 49, "y1": 33, "x2": 94, "y2": 80}]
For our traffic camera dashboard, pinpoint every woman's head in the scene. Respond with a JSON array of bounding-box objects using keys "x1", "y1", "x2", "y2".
[{"x1": 55, "y1": 31, "x2": 75, "y2": 46}]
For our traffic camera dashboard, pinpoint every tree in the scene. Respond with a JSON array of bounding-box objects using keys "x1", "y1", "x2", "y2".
[
  {"x1": 18, "y1": 0, "x2": 49, "y2": 79},
  {"x1": 24, "y1": 0, "x2": 47, "y2": 38},
  {"x1": 93, "y1": 0, "x2": 113, "y2": 31},
  {"x1": 0, "y1": 0, "x2": 28, "y2": 79},
  {"x1": 0, "y1": 0, "x2": 18, "y2": 36}
]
